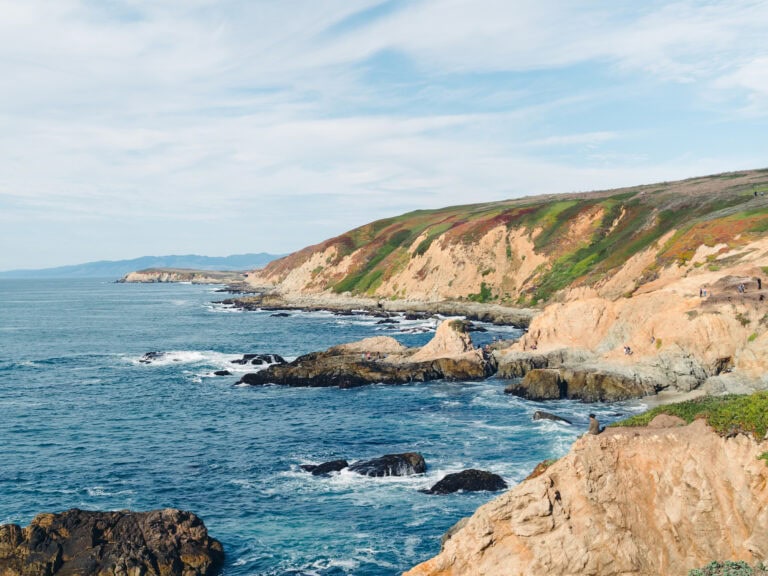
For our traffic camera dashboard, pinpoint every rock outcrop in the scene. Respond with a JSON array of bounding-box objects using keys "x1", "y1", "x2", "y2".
[
  {"x1": 347, "y1": 453, "x2": 426, "y2": 477},
  {"x1": 424, "y1": 470, "x2": 508, "y2": 495},
  {"x1": 300, "y1": 459, "x2": 349, "y2": 476},
  {"x1": 505, "y1": 366, "x2": 658, "y2": 402},
  {"x1": 0, "y1": 508, "x2": 224, "y2": 576},
  {"x1": 237, "y1": 320, "x2": 494, "y2": 388},
  {"x1": 405, "y1": 419, "x2": 768, "y2": 576},
  {"x1": 532, "y1": 410, "x2": 572, "y2": 424}
]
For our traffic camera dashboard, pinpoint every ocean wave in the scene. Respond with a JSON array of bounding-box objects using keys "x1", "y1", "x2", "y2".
[{"x1": 85, "y1": 486, "x2": 135, "y2": 497}]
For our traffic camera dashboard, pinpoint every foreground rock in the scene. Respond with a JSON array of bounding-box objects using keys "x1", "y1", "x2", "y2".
[
  {"x1": 237, "y1": 320, "x2": 494, "y2": 388},
  {"x1": 405, "y1": 419, "x2": 768, "y2": 576},
  {"x1": 347, "y1": 453, "x2": 426, "y2": 477},
  {"x1": 0, "y1": 508, "x2": 224, "y2": 576},
  {"x1": 424, "y1": 470, "x2": 508, "y2": 494}
]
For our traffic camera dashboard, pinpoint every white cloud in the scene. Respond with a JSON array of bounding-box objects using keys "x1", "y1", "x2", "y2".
[{"x1": 1, "y1": 0, "x2": 767, "y2": 269}]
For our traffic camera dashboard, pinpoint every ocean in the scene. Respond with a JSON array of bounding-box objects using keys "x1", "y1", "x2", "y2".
[{"x1": 0, "y1": 279, "x2": 645, "y2": 575}]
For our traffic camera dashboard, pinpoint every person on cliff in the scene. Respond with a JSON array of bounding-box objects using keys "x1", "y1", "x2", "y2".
[{"x1": 588, "y1": 414, "x2": 604, "y2": 435}]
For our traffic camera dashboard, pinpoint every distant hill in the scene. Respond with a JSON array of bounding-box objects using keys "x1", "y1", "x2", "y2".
[{"x1": 0, "y1": 253, "x2": 283, "y2": 279}]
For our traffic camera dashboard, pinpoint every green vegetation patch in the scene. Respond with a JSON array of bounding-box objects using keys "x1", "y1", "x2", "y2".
[
  {"x1": 468, "y1": 281, "x2": 494, "y2": 303},
  {"x1": 689, "y1": 560, "x2": 767, "y2": 576},
  {"x1": 613, "y1": 392, "x2": 768, "y2": 439},
  {"x1": 332, "y1": 228, "x2": 414, "y2": 293},
  {"x1": 414, "y1": 221, "x2": 454, "y2": 256}
]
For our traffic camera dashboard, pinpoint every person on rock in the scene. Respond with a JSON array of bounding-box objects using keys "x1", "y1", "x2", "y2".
[{"x1": 588, "y1": 414, "x2": 604, "y2": 435}]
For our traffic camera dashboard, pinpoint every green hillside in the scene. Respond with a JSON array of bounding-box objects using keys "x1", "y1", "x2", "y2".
[{"x1": 262, "y1": 169, "x2": 768, "y2": 305}]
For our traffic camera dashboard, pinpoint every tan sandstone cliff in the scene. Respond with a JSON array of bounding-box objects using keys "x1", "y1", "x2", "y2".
[{"x1": 405, "y1": 417, "x2": 768, "y2": 576}]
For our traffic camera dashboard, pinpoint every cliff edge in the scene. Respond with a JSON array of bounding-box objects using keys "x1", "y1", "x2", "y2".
[{"x1": 404, "y1": 416, "x2": 768, "y2": 576}]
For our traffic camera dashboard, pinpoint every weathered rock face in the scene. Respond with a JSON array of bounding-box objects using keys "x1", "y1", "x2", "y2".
[
  {"x1": 405, "y1": 420, "x2": 768, "y2": 576},
  {"x1": 424, "y1": 470, "x2": 508, "y2": 495},
  {"x1": 506, "y1": 368, "x2": 564, "y2": 400},
  {"x1": 347, "y1": 453, "x2": 426, "y2": 477},
  {"x1": 0, "y1": 508, "x2": 224, "y2": 576},
  {"x1": 505, "y1": 366, "x2": 657, "y2": 402}
]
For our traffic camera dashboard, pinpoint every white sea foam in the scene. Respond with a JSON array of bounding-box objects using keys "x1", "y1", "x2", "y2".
[{"x1": 85, "y1": 486, "x2": 135, "y2": 497}]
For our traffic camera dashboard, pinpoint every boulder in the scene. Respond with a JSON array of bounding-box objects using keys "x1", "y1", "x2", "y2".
[
  {"x1": 139, "y1": 351, "x2": 165, "y2": 364},
  {"x1": 348, "y1": 453, "x2": 426, "y2": 477},
  {"x1": 270, "y1": 312, "x2": 291, "y2": 317},
  {"x1": 532, "y1": 410, "x2": 572, "y2": 425},
  {"x1": 561, "y1": 368, "x2": 656, "y2": 402},
  {"x1": 424, "y1": 469, "x2": 508, "y2": 494},
  {"x1": 506, "y1": 367, "x2": 656, "y2": 402},
  {"x1": 300, "y1": 459, "x2": 349, "y2": 476},
  {"x1": 0, "y1": 508, "x2": 223, "y2": 576},
  {"x1": 213, "y1": 370, "x2": 232, "y2": 376},
  {"x1": 505, "y1": 369, "x2": 564, "y2": 400}
]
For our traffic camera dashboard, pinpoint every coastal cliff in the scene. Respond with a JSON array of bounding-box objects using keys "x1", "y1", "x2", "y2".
[{"x1": 405, "y1": 414, "x2": 768, "y2": 576}]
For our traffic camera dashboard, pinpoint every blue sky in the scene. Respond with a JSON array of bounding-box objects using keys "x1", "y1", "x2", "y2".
[{"x1": 1, "y1": 0, "x2": 768, "y2": 270}]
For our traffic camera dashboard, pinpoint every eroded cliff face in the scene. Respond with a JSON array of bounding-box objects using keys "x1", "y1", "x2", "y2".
[
  {"x1": 405, "y1": 419, "x2": 768, "y2": 576},
  {"x1": 507, "y1": 236, "x2": 768, "y2": 388}
]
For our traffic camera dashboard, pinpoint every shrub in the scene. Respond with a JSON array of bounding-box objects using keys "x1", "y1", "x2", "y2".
[
  {"x1": 468, "y1": 282, "x2": 494, "y2": 303},
  {"x1": 735, "y1": 312, "x2": 751, "y2": 327}
]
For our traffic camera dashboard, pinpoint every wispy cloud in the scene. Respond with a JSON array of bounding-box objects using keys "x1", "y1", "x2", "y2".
[{"x1": 0, "y1": 0, "x2": 767, "y2": 269}]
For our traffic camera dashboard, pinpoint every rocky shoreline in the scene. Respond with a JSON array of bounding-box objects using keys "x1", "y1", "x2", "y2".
[
  {"x1": 216, "y1": 292, "x2": 537, "y2": 327},
  {"x1": 0, "y1": 508, "x2": 223, "y2": 576}
]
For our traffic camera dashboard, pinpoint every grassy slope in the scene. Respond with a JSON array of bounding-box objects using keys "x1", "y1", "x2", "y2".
[
  {"x1": 613, "y1": 392, "x2": 768, "y2": 439},
  {"x1": 261, "y1": 169, "x2": 768, "y2": 304}
]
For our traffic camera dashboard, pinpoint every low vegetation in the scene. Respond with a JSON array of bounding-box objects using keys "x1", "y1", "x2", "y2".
[
  {"x1": 689, "y1": 560, "x2": 768, "y2": 576},
  {"x1": 613, "y1": 392, "x2": 768, "y2": 440}
]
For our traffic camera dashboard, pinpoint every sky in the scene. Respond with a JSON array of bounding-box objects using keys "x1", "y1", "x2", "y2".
[{"x1": 2, "y1": 0, "x2": 768, "y2": 270}]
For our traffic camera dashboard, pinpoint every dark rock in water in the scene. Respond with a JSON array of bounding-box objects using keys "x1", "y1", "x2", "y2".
[
  {"x1": 464, "y1": 323, "x2": 488, "y2": 332},
  {"x1": 424, "y1": 469, "x2": 508, "y2": 494},
  {"x1": 300, "y1": 459, "x2": 349, "y2": 476},
  {"x1": 532, "y1": 410, "x2": 572, "y2": 425},
  {"x1": 139, "y1": 351, "x2": 165, "y2": 364},
  {"x1": 348, "y1": 453, "x2": 426, "y2": 477},
  {"x1": 231, "y1": 354, "x2": 286, "y2": 366},
  {"x1": 231, "y1": 354, "x2": 258, "y2": 365},
  {"x1": 0, "y1": 508, "x2": 224, "y2": 576},
  {"x1": 213, "y1": 370, "x2": 232, "y2": 376},
  {"x1": 250, "y1": 354, "x2": 286, "y2": 366},
  {"x1": 270, "y1": 312, "x2": 291, "y2": 317},
  {"x1": 376, "y1": 318, "x2": 399, "y2": 324},
  {"x1": 404, "y1": 313, "x2": 430, "y2": 321}
]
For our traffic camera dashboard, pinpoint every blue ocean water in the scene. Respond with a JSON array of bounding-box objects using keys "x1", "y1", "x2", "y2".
[{"x1": 0, "y1": 279, "x2": 646, "y2": 575}]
